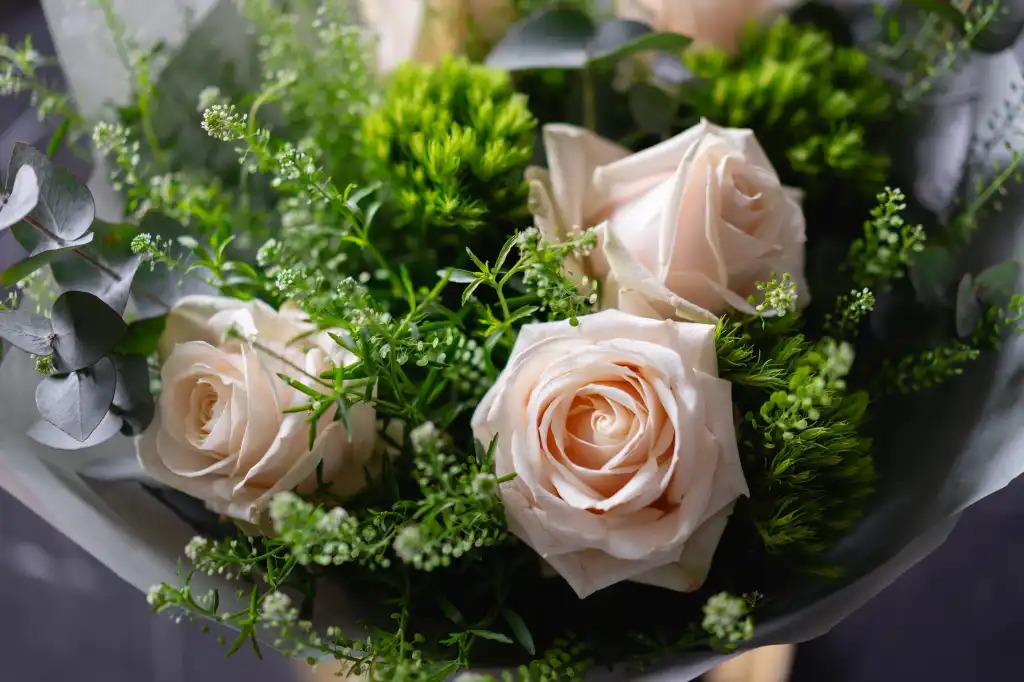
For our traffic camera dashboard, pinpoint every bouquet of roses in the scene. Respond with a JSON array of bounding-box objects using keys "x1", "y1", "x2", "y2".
[{"x1": 3, "y1": 0, "x2": 1024, "y2": 680}]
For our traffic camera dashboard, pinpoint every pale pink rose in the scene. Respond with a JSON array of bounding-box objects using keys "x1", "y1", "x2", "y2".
[
  {"x1": 615, "y1": 0, "x2": 797, "y2": 54},
  {"x1": 471, "y1": 309, "x2": 748, "y2": 598},
  {"x1": 138, "y1": 296, "x2": 377, "y2": 523},
  {"x1": 527, "y1": 120, "x2": 808, "y2": 322}
]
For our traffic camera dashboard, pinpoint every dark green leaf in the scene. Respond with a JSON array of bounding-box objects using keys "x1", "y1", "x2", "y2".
[
  {"x1": 50, "y1": 291, "x2": 127, "y2": 372},
  {"x1": 628, "y1": 84, "x2": 675, "y2": 134},
  {"x1": 955, "y1": 274, "x2": 981, "y2": 338},
  {"x1": 35, "y1": 357, "x2": 117, "y2": 442},
  {"x1": 46, "y1": 118, "x2": 71, "y2": 159},
  {"x1": 590, "y1": 23, "x2": 692, "y2": 67},
  {"x1": 502, "y1": 609, "x2": 536, "y2": 656},
  {"x1": 975, "y1": 261, "x2": 1021, "y2": 306},
  {"x1": 9, "y1": 143, "x2": 94, "y2": 241},
  {"x1": 1, "y1": 228, "x2": 94, "y2": 286},
  {"x1": 909, "y1": 247, "x2": 956, "y2": 304},
  {"x1": 0, "y1": 165, "x2": 39, "y2": 230},
  {"x1": 27, "y1": 410, "x2": 123, "y2": 450},
  {"x1": 0, "y1": 310, "x2": 53, "y2": 355},
  {"x1": 469, "y1": 630, "x2": 514, "y2": 645},
  {"x1": 111, "y1": 354, "x2": 155, "y2": 435},
  {"x1": 486, "y1": 9, "x2": 595, "y2": 71},
  {"x1": 115, "y1": 315, "x2": 167, "y2": 356}
]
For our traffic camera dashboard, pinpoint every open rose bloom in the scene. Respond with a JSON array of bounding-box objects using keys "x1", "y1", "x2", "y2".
[
  {"x1": 3, "y1": 2, "x2": 1024, "y2": 682},
  {"x1": 473, "y1": 310, "x2": 748, "y2": 598}
]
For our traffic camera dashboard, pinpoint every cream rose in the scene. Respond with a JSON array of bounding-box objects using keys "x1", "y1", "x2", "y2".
[
  {"x1": 471, "y1": 309, "x2": 748, "y2": 598},
  {"x1": 138, "y1": 296, "x2": 377, "y2": 523},
  {"x1": 615, "y1": 0, "x2": 797, "y2": 54},
  {"x1": 528, "y1": 120, "x2": 808, "y2": 322}
]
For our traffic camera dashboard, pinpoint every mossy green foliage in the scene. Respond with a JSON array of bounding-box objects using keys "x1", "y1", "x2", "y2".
[
  {"x1": 716, "y1": 318, "x2": 875, "y2": 570},
  {"x1": 685, "y1": 18, "x2": 893, "y2": 194},
  {"x1": 363, "y1": 55, "x2": 537, "y2": 238}
]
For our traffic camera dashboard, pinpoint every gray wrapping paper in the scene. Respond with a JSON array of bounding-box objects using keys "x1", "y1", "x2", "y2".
[{"x1": 0, "y1": 2, "x2": 1021, "y2": 680}]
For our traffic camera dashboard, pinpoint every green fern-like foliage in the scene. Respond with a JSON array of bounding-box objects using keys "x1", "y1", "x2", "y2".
[
  {"x1": 717, "y1": 318, "x2": 875, "y2": 572},
  {"x1": 363, "y1": 55, "x2": 537, "y2": 235},
  {"x1": 686, "y1": 18, "x2": 893, "y2": 193}
]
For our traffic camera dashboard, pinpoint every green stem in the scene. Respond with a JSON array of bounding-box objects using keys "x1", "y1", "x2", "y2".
[{"x1": 582, "y1": 65, "x2": 597, "y2": 132}]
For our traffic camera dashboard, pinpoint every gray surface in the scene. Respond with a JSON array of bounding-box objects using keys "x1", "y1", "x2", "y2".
[{"x1": 0, "y1": 3, "x2": 297, "y2": 681}]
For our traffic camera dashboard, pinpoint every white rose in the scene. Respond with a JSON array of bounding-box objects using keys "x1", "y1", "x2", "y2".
[
  {"x1": 138, "y1": 296, "x2": 377, "y2": 523},
  {"x1": 615, "y1": 0, "x2": 798, "y2": 54},
  {"x1": 471, "y1": 309, "x2": 748, "y2": 598},
  {"x1": 528, "y1": 120, "x2": 808, "y2": 322}
]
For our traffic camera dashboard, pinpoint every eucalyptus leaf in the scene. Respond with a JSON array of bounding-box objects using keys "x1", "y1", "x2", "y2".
[
  {"x1": 50, "y1": 291, "x2": 127, "y2": 372},
  {"x1": 974, "y1": 261, "x2": 1022, "y2": 306},
  {"x1": 955, "y1": 274, "x2": 981, "y2": 338},
  {"x1": 27, "y1": 410, "x2": 124, "y2": 450},
  {"x1": 111, "y1": 354, "x2": 155, "y2": 435},
  {"x1": 9, "y1": 143, "x2": 94, "y2": 241},
  {"x1": 0, "y1": 310, "x2": 54, "y2": 356},
  {"x1": 0, "y1": 231, "x2": 95, "y2": 287},
  {"x1": 628, "y1": 83, "x2": 675, "y2": 134},
  {"x1": 130, "y1": 212, "x2": 214, "y2": 317},
  {"x1": 0, "y1": 165, "x2": 40, "y2": 230},
  {"x1": 588, "y1": 19, "x2": 651, "y2": 61},
  {"x1": 589, "y1": 27, "x2": 693, "y2": 68},
  {"x1": 909, "y1": 247, "x2": 956, "y2": 304},
  {"x1": 35, "y1": 357, "x2": 117, "y2": 442},
  {"x1": 50, "y1": 244, "x2": 142, "y2": 315},
  {"x1": 485, "y1": 9, "x2": 594, "y2": 71}
]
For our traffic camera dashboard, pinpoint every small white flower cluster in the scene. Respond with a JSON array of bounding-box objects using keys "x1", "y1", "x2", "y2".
[
  {"x1": 201, "y1": 104, "x2": 247, "y2": 142},
  {"x1": 701, "y1": 592, "x2": 753, "y2": 644},
  {"x1": 410, "y1": 421, "x2": 445, "y2": 455},
  {"x1": 269, "y1": 492, "x2": 374, "y2": 568},
  {"x1": 755, "y1": 272, "x2": 798, "y2": 316},
  {"x1": 260, "y1": 591, "x2": 297, "y2": 626},
  {"x1": 822, "y1": 339, "x2": 855, "y2": 383},
  {"x1": 271, "y1": 143, "x2": 318, "y2": 187},
  {"x1": 92, "y1": 120, "x2": 130, "y2": 156},
  {"x1": 256, "y1": 238, "x2": 281, "y2": 268}
]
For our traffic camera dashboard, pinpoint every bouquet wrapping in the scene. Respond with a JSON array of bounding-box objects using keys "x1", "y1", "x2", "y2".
[{"x1": 2, "y1": 1, "x2": 1024, "y2": 680}]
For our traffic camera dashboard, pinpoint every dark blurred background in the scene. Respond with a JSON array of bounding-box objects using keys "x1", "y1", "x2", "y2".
[{"x1": 1, "y1": 2, "x2": 1023, "y2": 681}]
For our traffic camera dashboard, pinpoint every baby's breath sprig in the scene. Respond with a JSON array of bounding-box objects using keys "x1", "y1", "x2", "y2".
[
  {"x1": 881, "y1": 342, "x2": 981, "y2": 395},
  {"x1": 753, "y1": 272, "x2": 798, "y2": 317},
  {"x1": 825, "y1": 288, "x2": 876, "y2": 339},
  {"x1": 702, "y1": 592, "x2": 754, "y2": 652},
  {"x1": 848, "y1": 187, "x2": 925, "y2": 291}
]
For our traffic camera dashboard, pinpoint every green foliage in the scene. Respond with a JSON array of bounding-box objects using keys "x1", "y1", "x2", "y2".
[
  {"x1": 237, "y1": 0, "x2": 372, "y2": 183},
  {"x1": 363, "y1": 55, "x2": 536, "y2": 236},
  {"x1": 0, "y1": 35, "x2": 82, "y2": 141},
  {"x1": 880, "y1": 341, "x2": 980, "y2": 394},
  {"x1": 717, "y1": 320, "x2": 875, "y2": 565},
  {"x1": 685, "y1": 18, "x2": 892, "y2": 191},
  {"x1": 848, "y1": 187, "x2": 925, "y2": 292}
]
